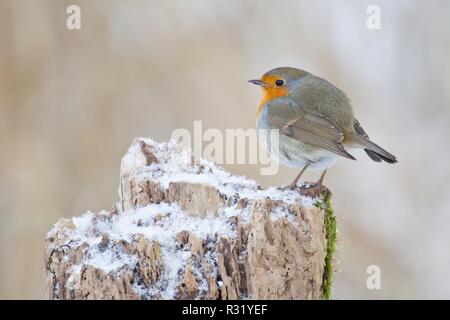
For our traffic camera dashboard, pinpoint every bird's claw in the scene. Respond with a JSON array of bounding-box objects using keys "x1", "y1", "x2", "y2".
[
  {"x1": 278, "y1": 184, "x2": 299, "y2": 191},
  {"x1": 298, "y1": 182, "x2": 331, "y2": 198}
]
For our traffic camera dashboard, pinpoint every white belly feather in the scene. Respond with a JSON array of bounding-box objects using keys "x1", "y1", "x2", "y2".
[{"x1": 258, "y1": 128, "x2": 341, "y2": 171}]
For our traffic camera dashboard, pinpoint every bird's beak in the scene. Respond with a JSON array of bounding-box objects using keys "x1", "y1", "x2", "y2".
[{"x1": 248, "y1": 79, "x2": 266, "y2": 86}]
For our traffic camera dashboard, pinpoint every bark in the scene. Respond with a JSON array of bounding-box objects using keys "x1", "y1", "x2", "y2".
[{"x1": 44, "y1": 138, "x2": 336, "y2": 300}]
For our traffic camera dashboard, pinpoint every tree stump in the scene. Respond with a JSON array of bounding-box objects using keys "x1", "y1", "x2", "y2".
[{"x1": 44, "y1": 138, "x2": 336, "y2": 300}]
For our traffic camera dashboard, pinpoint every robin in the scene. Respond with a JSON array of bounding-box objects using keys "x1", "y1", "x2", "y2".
[{"x1": 249, "y1": 67, "x2": 397, "y2": 189}]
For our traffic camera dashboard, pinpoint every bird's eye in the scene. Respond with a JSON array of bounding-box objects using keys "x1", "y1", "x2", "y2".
[{"x1": 275, "y1": 79, "x2": 285, "y2": 86}]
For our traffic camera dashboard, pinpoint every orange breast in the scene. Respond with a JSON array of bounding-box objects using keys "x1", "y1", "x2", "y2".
[
  {"x1": 257, "y1": 85, "x2": 288, "y2": 114},
  {"x1": 256, "y1": 74, "x2": 288, "y2": 114}
]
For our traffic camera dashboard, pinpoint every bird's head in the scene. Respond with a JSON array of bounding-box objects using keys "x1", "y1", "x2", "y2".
[{"x1": 249, "y1": 67, "x2": 309, "y2": 113}]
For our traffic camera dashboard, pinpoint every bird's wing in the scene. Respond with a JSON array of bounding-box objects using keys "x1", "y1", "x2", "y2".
[
  {"x1": 353, "y1": 118, "x2": 369, "y2": 139},
  {"x1": 353, "y1": 118, "x2": 397, "y2": 163},
  {"x1": 353, "y1": 118, "x2": 380, "y2": 161},
  {"x1": 267, "y1": 101, "x2": 356, "y2": 160}
]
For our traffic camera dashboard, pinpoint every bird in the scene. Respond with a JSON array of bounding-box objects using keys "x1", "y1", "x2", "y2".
[{"x1": 249, "y1": 67, "x2": 397, "y2": 189}]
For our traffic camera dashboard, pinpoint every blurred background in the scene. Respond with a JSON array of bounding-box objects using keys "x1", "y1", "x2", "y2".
[{"x1": 1, "y1": 0, "x2": 449, "y2": 299}]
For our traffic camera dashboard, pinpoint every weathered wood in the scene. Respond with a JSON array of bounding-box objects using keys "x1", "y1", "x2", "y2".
[{"x1": 44, "y1": 138, "x2": 336, "y2": 300}]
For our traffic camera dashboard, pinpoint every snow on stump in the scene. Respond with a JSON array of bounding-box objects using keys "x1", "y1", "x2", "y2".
[{"x1": 44, "y1": 138, "x2": 336, "y2": 300}]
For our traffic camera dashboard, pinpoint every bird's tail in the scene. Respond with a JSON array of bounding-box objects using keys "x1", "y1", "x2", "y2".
[{"x1": 353, "y1": 135, "x2": 398, "y2": 164}]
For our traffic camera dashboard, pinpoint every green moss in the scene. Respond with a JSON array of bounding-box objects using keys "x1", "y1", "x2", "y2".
[{"x1": 316, "y1": 194, "x2": 336, "y2": 300}]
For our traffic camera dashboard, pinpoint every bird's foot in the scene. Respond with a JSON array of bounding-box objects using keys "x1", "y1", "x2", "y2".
[
  {"x1": 278, "y1": 183, "x2": 300, "y2": 191},
  {"x1": 298, "y1": 182, "x2": 331, "y2": 198}
]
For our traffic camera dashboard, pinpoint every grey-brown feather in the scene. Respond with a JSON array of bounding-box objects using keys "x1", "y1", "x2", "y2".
[
  {"x1": 268, "y1": 112, "x2": 356, "y2": 160},
  {"x1": 353, "y1": 119, "x2": 397, "y2": 163}
]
